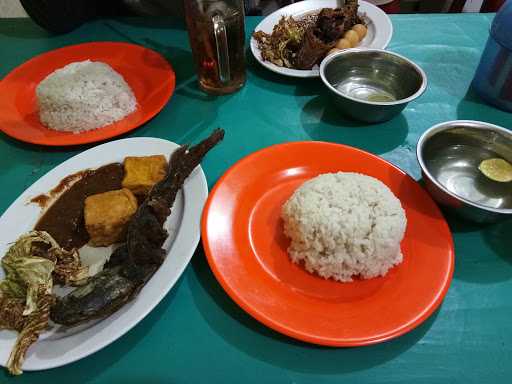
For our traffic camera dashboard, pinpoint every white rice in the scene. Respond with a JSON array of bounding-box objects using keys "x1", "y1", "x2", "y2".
[
  {"x1": 281, "y1": 172, "x2": 407, "y2": 282},
  {"x1": 36, "y1": 60, "x2": 137, "y2": 133}
]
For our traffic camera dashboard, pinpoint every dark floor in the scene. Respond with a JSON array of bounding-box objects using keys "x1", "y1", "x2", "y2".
[{"x1": 245, "y1": 0, "x2": 296, "y2": 15}]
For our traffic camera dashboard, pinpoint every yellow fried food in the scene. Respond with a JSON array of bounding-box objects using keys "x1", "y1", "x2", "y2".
[
  {"x1": 122, "y1": 155, "x2": 167, "y2": 196},
  {"x1": 84, "y1": 188, "x2": 138, "y2": 246},
  {"x1": 336, "y1": 38, "x2": 352, "y2": 50},
  {"x1": 344, "y1": 30, "x2": 359, "y2": 47},
  {"x1": 352, "y1": 24, "x2": 367, "y2": 40},
  {"x1": 478, "y1": 158, "x2": 512, "y2": 182}
]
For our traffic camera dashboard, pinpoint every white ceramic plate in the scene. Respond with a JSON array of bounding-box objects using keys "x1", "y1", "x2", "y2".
[
  {"x1": 0, "y1": 137, "x2": 208, "y2": 371},
  {"x1": 366, "y1": 0, "x2": 395, "y2": 5},
  {"x1": 250, "y1": 0, "x2": 393, "y2": 78}
]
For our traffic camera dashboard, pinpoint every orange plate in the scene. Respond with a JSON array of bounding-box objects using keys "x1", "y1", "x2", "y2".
[
  {"x1": 202, "y1": 142, "x2": 454, "y2": 346},
  {"x1": 0, "y1": 42, "x2": 175, "y2": 146}
]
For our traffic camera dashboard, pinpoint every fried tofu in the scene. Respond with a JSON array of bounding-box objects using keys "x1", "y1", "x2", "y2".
[
  {"x1": 122, "y1": 155, "x2": 167, "y2": 196},
  {"x1": 84, "y1": 188, "x2": 138, "y2": 246}
]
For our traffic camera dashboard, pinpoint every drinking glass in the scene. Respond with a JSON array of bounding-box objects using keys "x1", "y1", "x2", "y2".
[{"x1": 185, "y1": 0, "x2": 246, "y2": 94}]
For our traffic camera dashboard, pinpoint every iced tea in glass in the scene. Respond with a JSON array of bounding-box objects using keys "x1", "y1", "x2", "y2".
[{"x1": 185, "y1": 0, "x2": 246, "y2": 94}]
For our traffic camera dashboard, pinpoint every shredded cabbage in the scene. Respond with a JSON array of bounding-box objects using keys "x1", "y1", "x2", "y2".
[{"x1": 0, "y1": 230, "x2": 87, "y2": 375}]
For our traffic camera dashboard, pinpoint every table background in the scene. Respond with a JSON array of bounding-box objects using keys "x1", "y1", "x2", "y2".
[{"x1": 1, "y1": 14, "x2": 512, "y2": 383}]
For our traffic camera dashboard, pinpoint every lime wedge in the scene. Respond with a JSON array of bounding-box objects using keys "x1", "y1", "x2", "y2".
[{"x1": 478, "y1": 158, "x2": 512, "y2": 182}]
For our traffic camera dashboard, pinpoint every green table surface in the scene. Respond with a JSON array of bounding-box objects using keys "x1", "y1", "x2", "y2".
[{"x1": 1, "y1": 13, "x2": 512, "y2": 384}]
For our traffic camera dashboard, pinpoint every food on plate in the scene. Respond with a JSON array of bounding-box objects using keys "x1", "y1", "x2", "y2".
[
  {"x1": 323, "y1": 23, "x2": 369, "y2": 56},
  {"x1": 0, "y1": 129, "x2": 224, "y2": 374},
  {"x1": 281, "y1": 172, "x2": 407, "y2": 282},
  {"x1": 0, "y1": 297, "x2": 25, "y2": 332},
  {"x1": 253, "y1": 0, "x2": 364, "y2": 70},
  {"x1": 335, "y1": 38, "x2": 352, "y2": 50},
  {"x1": 343, "y1": 29, "x2": 360, "y2": 47},
  {"x1": 49, "y1": 265, "x2": 136, "y2": 327},
  {"x1": 51, "y1": 129, "x2": 225, "y2": 326},
  {"x1": 36, "y1": 60, "x2": 137, "y2": 133},
  {"x1": 35, "y1": 163, "x2": 124, "y2": 250},
  {"x1": 122, "y1": 155, "x2": 168, "y2": 196},
  {"x1": 478, "y1": 158, "x2": 512, "y2": 182},
  {"x1": 252, "y1": 15, "x2": 310, "y2": 68},
  {"x1": 296, "y1": 3, "x2": 362, "y2": 69},
  {"x1": 84, "y1": 188, "x2": 138, "y2": 246},
  {"x1": 352, "y1": 23, "x2": 368, "y2": 39},
  {"x1": 0, "y1": 231, "x2": 87, "y2": 375}
]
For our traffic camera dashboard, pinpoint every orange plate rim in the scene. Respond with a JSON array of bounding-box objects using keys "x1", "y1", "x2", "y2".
[
  {"x1": 0, "y1": 41, "x2": 175, "y2": 146},
  {"x1": 201, "y1": 141, "x2": 454, "y2": 347}
]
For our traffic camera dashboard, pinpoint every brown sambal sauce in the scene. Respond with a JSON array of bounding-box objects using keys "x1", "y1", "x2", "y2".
[
  {"x1": 30, "y1": 170, "x2": 89, "y2": 208},
  {"x1": 34, "y1": 163, "x2": 124, "y2": 250},
  {"x1": 30, "y1": 194, "x2": 50, "y2": 208}
]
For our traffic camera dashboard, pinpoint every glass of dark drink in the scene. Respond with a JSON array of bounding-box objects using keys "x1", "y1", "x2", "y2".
[{"x1": 185, "y1": 0, "x2": 246, "y2": 95}]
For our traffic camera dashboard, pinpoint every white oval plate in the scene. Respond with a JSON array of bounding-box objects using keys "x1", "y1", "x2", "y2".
[
  {"x1": 367, "y1": 0, "x2": 395, "y2": 5},
  {"x1": 250, "y1": 0, "x2": 393, "y2": 78},
  {"x1": 0, "y1": 137, "x2": 208, "y2": 371}
]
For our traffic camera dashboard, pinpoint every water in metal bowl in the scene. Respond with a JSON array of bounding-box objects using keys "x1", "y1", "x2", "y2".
[
  {"x1": 320, "y1": 49, "x2": 427, "y2": 123},
  {"x1": 335, "y1": 78, "x2": 397, "y2": 103},
  {"x1": 418, "y1": 121, "x2": 512, "y2": 222},
  {"x1": 424, "y1": 137, "x2": 512, "y2": 210}
]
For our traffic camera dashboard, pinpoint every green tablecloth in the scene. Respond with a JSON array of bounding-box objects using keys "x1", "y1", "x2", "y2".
[{"x1": 1, "y1": 13, "x2": 512, "y2": 383}]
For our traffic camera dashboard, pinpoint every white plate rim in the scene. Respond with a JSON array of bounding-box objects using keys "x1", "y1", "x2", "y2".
[
  {"x1": 0, "y1": 137, "x2": 207, "y2": 371},
  {"x1": 250, "y1": 0, "x2": 394, "y2": 78}
]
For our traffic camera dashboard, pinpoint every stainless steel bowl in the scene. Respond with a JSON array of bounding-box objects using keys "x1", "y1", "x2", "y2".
[
  {"x1": 319, "y1": 49, "x2": 427, "y2": 123},
  {"x1": 417, "y1": 120, "x2": 512, "y2": 223}
]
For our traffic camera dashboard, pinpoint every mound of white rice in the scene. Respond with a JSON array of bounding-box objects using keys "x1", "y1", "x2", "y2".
[
  {"x1": 36, "y1": 60, "x2": 137, "y2": 133},
  {"x1": 281, "y1": 172, "x2": 407, "y2": 282}
]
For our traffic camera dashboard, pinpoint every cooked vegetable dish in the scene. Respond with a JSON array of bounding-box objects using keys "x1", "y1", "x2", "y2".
[{"x1": 253, "y1": 0, "x2": 366, "y2": 70}]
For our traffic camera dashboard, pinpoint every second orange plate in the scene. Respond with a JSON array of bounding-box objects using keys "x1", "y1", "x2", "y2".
[
  {"x1": 202, "y1": 141, "x2": 454, "y2": 346},
  {"x1": 0, "y1": 42, "x2": 175, "y2": 146}
]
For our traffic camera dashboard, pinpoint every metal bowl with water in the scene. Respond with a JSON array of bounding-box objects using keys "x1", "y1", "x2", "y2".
[
  {"x1": 319, "y1": 49, "x2": 427, "y2": 123},
  {"x1": 417, "y1": 120, "x2": 512, "y2": 223}
]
